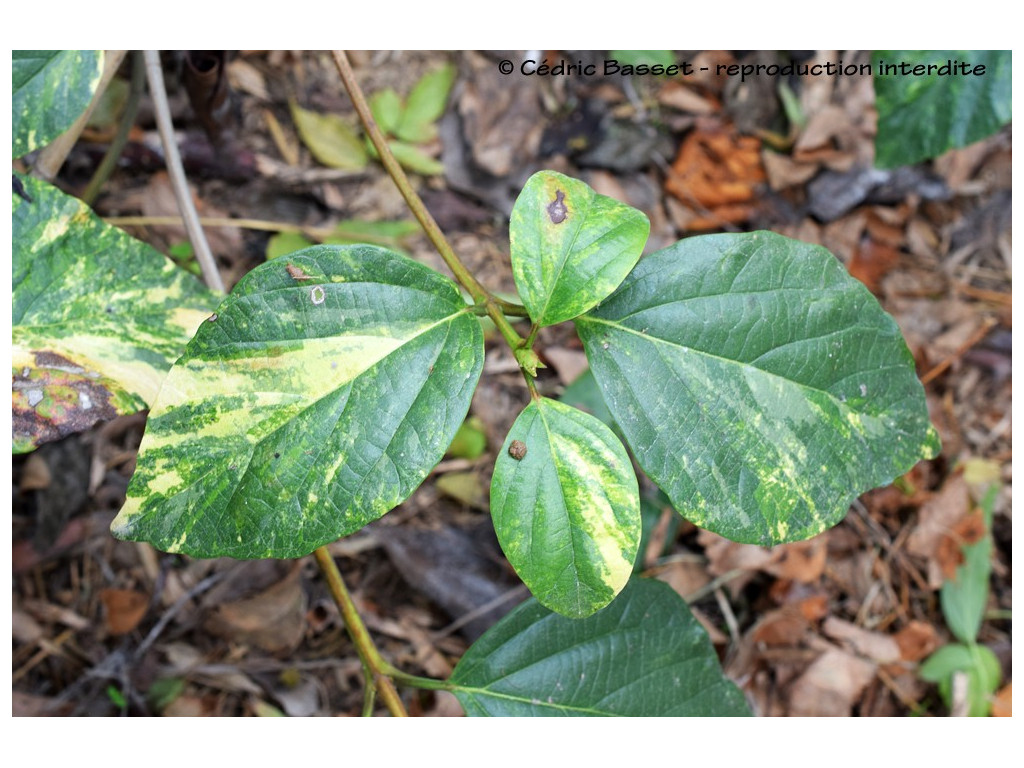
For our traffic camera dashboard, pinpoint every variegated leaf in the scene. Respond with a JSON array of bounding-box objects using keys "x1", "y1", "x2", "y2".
[
  {"x1": 490, "y1": 397, "x2": 640, "y2": 618},
  {"x1": 111, "y1": 245, "x2": 484, "y2": 559},
  {"x1": 12, "y1": 50, "x2": 104, "y2": 158},
  {"x1": 12, "y1": 174, "x2": 216, "y2": 453},
  {"x1": 510, "y1": 170, "x2": 649, "y2": 327},
  {"x1": 576, "y1": 231, "x2": 940, "y2": 546}
]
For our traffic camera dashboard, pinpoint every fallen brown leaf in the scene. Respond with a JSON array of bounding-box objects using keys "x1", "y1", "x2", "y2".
[
  {"x1": 991, "y1": 682, "x2": 1012, "y2": 717},
  {"x1": 664, "y1": 124, "x2": 765, "y2": 231},
  {"x1": 907, "y1": 474, "x2": 970, "y2": 588},
  {"x1": 750, "y1": 607, "x2": 811, "y2": 647},
  {"x1": 204, "y1": 564, "x2": 307, "y2": 653},
  {"x1": 935, "y1": 509, "x2": 987, "y2": 580},
  {"x1": 822, "y1": 617, "x2": 900, "y2": 664},
  {"x1": 788, "y1": 648, "x2": 877, "y2": 716},
  {"x1": 653, "y1": 558, "x2": 712, "y2": 602},
  {"x1": 849, "y1": 239, "x2": 902, "y2": 293},
  {"x1": 894, "y1": 621, "x2": 940, "y2": 663},
  {"x1": 99, "y1": 588, "x2": 149, "y2": 635}
]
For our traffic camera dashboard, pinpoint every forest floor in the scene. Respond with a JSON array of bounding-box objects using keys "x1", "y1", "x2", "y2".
[{"x1": 11, "y1": 50, "x2": 1012, "y2": 717}]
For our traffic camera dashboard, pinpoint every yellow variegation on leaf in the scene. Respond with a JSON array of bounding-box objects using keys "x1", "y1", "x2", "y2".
[
  {"x1": 12, "y1": 174, "x2": 217, "y2": 453},
  {"x1": 112, "y1": 245, "x2": 484, "y2": 559}
]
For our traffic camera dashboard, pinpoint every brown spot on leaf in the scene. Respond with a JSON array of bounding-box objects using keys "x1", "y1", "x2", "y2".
[
  {"x1": 286, "y1": 264, "x2": 314, "y2": 281},
  {"x1": 508, "y1": 440, "x2": 528, "y2": 461},
  {"x1": 547, "y1": 189, "x2": 568, "y2": 224}
]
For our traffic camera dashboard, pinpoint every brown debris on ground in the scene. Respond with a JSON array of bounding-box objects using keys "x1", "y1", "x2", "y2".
[{"x1": 11, "y1": 50, "x2": 1011, "y2": 717}]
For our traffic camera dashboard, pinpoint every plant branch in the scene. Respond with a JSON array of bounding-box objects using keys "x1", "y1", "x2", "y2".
[
  {"x1": 331, "y1": 51, "x2": 485, "y2": 302},
  {"x1": 331, "y1": 51, "x2": 535, "y2": 371},
  {"x1": 32, "y1": 50, "x2": 128, "y2": 182},
  {"x1": 144, "y1": 50, "x2": 225, "y2": 294},
  {"x1": 82, "y1": 51, "x2": 146, "y2": 206},
  {"x1": 313, "y1": 546, "x2": 407, "y2": 717}
]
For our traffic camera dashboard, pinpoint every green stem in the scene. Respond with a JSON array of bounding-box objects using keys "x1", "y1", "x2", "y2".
[
  {"x1": 492, "y1": 295, "x2": 530, "y2": 317},
  {"x1": 380, "y1": 663, "x2": 455, "y2": 693},
  {"x1": 313, "y1": 547, "x2": 407, "y2": 717},
  {"x1": 525, "y1": 322, "x2": 541, "y2": 349},
  {"x1": 82, "y1": 51, "x2": 145, "y2": 206}
]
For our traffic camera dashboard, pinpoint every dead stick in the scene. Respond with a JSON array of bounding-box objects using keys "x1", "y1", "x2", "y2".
[{"x1": 920, "y1": 317, "x2": 998, "y2": 385}]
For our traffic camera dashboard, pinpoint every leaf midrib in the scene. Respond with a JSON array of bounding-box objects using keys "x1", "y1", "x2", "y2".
[
  {"x1": 579, "y1": 314, "x2": 854, "y2": 404},
  {"x1": 126, "y1": 307, "x2": 473, "y2": 551}
]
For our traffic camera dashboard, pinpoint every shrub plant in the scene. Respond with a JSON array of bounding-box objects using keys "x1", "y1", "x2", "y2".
[{"x1": 13, "y1": 50, "x2": 971, "y2": 716}]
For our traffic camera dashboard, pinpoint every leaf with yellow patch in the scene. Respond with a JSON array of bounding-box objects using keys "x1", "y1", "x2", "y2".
[
  {"x1": 12, "y1": 174, "x2": 216, "y2": 453},
  {"x1": 576, "y1": 231, "x2": 940, "y2": 545},
  {"x1": 510, "y1": 170, "x2": 649, "y2": 327},
  {"x1": 490, "y1": 397, "x2": 640, "y2": 618},
  {"x1": 111, "y1": 245, "x2": 484, "y2": 559},
  {"x1": 13, "y1": 50, "x2": 104, "y2": 157}
]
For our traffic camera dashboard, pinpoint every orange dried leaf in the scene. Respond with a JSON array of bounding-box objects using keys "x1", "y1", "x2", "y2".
[
  {"x1": 936, "y1": 509, "x2": 987, "y2": 580},
  {"x1": 798, "y1": 595, "x2": 830, "y2": 622},
  {"x1": 991, "y1": 682, "x2": 1012, "y2": 717},
  {"x1": 99, "y1": 588, "x2": 149, "y2": 635},
  {"x1": 894, "y1": 620, "x2": 939, "y2": 662},
  {"x1": 848, "y1": 239, "x2": 902, "y2": 293},
  {"x1": 665, "y1": 125, "x2": 765, "y2": 231},
  {"x1": 750, "y1": 607, "x2": 809, "y2": 646},
  {"x1": 764, "y1": 536, "x2": 829, "y2": 583}
]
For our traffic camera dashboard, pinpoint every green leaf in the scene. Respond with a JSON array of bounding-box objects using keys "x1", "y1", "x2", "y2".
[
  {"x1": 575, "y1": 231, "x2": 940, "y2": 546},
  {"x1": 920, "y1": 642, "x2": 1001, "y2": 717},
  {"x1": 146, "y1": 677, "x2": 186, "y2": 713},
  {"x1": 446, "y1": 415, "x2": 487, "y2": 459},
  {"x1": 561, "y1": 367, "x2": 618, "y2": 436},
  {"x1": 609, "y1": 50, "x2": 676, "y2": 69},
  {"x1": 490, "y1": 398, "x2": 640, "y2": 618},
  {"x1": 13, "y1": 50, "x2": 104, "y2": 157},
  {"x1": 106, "y1": 685, "x2": 127, "y2": 708},
  {"x1": 328, "y1": 219, "x2": 420, "y2": 251},
  {"x1": 873, "y1": 51, "x2": 1011, "y2": 168},
  {"x1": 394, "y1": 63, "x2": 456, "y2": 144},
  {"x1": 510, "y1": 170, "x2": 649, "y2": 327},
  {"x1": 265, "y1": 231, "x2": 314, "y2": 260},
  {"x1": 387, "y1": 140, "x2": 444, "y2": 175},
  {"x1": 940, "y1": 485, "x2": 996, "y2": 644},
  {"x1": 111, "y1": 245, "x2": 484, "y2": 559},
  {"x1": 450, "y1": 577, "x2": 751, "y2": 716},
  {"x1": 289, "y1": 100, "x2": 367, "y2": 170},
  {"x1": 436, "y1": 471, "x2": 486, "y2": 509},
  {"x1": 12, "y1": 174, "x2": 216, "y2": 453},
  {"x1": 369, "y1": 88, "x2": 404, "y2": 136},
  {"x1": 86, "y1": 75, "x2": 129, "y2": 133}
]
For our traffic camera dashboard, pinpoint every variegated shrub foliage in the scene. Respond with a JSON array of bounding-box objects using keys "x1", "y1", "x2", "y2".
[{"x1": 13, "y1": 51, "x2": 941, "y2": 716}]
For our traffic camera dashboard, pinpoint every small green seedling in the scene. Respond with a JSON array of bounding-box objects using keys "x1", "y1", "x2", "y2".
[
  {"x1": 288, "y1": 62, "x2": 455, "y2": 176},
  {"x1": 919, "y1": 483, "x2": 1002, "y2": 716}
]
